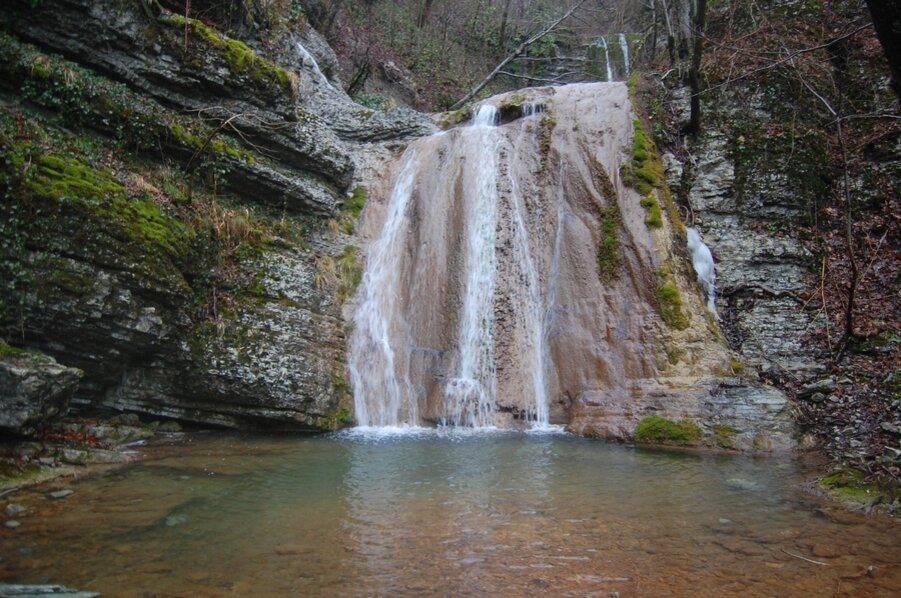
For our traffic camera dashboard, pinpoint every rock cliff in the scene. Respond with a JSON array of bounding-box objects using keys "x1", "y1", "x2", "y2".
[{"x1": 0, "y1": 0, "x2": 432, "y2": 431}]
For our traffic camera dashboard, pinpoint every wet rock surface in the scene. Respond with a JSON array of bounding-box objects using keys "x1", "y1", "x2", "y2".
[{"x1": 0, "y1": 350, "x2": 82, "y2": 436}]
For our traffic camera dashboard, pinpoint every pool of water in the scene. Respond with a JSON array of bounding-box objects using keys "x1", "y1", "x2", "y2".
[{"x1": 1, "y1": 430, "x2": 898, "y2": 596}]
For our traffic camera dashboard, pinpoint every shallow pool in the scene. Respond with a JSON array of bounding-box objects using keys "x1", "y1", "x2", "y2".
[{"x1": 1, "y1": 430, "x2": 898, "y2": 596}]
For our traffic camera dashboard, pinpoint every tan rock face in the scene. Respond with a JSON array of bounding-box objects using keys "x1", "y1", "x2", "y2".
[{"x1": 350, "y1": 82, "x2": 795, "y2": 448}]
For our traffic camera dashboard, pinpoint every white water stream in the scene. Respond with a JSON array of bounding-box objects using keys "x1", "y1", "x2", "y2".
[
  {"x1": 687, "y1": 227, "x2": 717, "y2": 315},
  {"x1": 442, "y1": 105, "x2": 501, "y2": 427},
  {"x1": 599, "y1": 37, "x2": 613, "y2": 81},
  {"x1": 296, "y1": 42, "x2": 334, "y2": 90},
  {"x1": 350, "y1": 102, "x2": 557, "y2": 429},
  {"x1": 618, "y1": 33, "x2": 630, "y2": 76},
  {"x1": 348, "y1": 154, "x2": 420, "y2": 427}
]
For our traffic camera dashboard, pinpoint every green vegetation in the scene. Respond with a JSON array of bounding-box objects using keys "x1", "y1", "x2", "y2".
[
  {"x1": 347, "y1": 187, "x2": 367, "y2": 218},
  {"x1": 165, "y1": 14, "x2": 295, "y2": 98},
  {"x1": 596, "y1": 207, "x2": 621, "y2": 283},
  {"x1": 640, "y1": 194, "x2": 663, "y2": 228},
  {"x1": 620, "y1": 118, "x2": 664, "y2": 195},
  {"x1": 713, "y1": 424, "x2": 738, "y2": 449},
  {"x1": 0, "y1": 339, "x2": 28, "y2": 358},
  {"x1": 338, "y1": 245, "x2": 363, "y2": 301},
  {"x1": 656, "y1": 279, "x2": 690, "y2": 330},
  {"x1": 0, "y1": 31, "x2": 255, "y2": 177},
  {"x1": 539, "y1": 114, "x2": 557, "y2": 157},
  {"x1": 635, "y1": 416, "x2": 702, "y2": 445},
  {"x1": 819, "y1": 469, "x2": 897, "y2": 507}
]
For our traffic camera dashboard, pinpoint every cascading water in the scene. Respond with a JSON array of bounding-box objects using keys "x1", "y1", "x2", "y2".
[
  {"x1": 348, "y1": 153, "x2": 420, "y2": 427},
  {"x1": 599, "y1": 37, "x2": 614, "y2": 82},
  {"x1": 350, "y1": 82, "x2": 737, "y2": 437},
  {"x1": 618, "y1": 34, "x2": 630, "y2": 76},
  {"x1": 686, "y1": 227, "x2": 717, "y2": 315},
  {"x1": 442, "y1": 105, "x2": 501, "y2": 427},
  {"x1": 296, "y1": 42, "x2": 334, "y2": 90}
]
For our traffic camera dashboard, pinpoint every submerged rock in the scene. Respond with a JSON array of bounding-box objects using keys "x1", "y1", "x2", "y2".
[{"x1": 0, "y1": 585, "x2": 98, "y2": 597}]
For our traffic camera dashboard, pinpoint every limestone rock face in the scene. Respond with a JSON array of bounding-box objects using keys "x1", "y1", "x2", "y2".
[
  {"x1": 682, "y1": 133, "x2": 819, "y2": 376},
  {"x1": 101, "y1": 248, "x2": 348, "y2": 430},
  {"x1": 0, "y1": 349, "x2": 83, "y2": 435}
]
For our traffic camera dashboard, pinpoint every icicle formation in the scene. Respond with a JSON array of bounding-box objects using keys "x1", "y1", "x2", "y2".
[{"x1": 686, "y1": 228, "x2": 717, "y2": 316}]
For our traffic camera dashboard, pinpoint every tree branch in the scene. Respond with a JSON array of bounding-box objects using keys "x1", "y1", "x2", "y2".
[{"x1": 449, "y1": 0, "x2": 588, "y2": 110}]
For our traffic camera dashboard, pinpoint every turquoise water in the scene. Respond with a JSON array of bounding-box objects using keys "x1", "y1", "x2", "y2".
[{"x1": 1, "y1": 430, "x2": 898, "y2": 596}]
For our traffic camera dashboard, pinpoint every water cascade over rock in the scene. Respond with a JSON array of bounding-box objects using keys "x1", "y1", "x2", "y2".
[
  {"x1": 350, "y1": 83, "x2": 796, "y2": 447},
  {"x1": 687, "y1": 227, "x2": 717, "y2": 315}
]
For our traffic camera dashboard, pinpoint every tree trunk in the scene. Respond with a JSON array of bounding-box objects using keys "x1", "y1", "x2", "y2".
[
  {"x1": 417, "y1": 0, "x2": 435, "y2": 28},
  {"x1": 684, "y1": 0, "x2": 707, "y2": 134},
  {"x1": 865, "y1": 0, "x2": 901, "y2": 102}
]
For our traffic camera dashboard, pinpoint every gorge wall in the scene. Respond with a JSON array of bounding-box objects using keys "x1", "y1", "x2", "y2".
[
  {"x1": 0, "y1": 0, "x2": 433, "y2": 431},
  {"x1": 8, "y1": 0, "x2": 885, "y2": 453}
]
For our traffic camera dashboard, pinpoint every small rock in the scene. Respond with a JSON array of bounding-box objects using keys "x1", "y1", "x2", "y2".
[
  {"x1": 5, "y1": 520, "x2": 20, "y2": 529},
  {"x1": 718, "y1": 518, "x2": 732, "y2": 524},
  {"x1": 157, "y1": 421, "x2": 182, "y2": 433},
  {"x1": 798, "y1": 378, "x2": 836, "y2": 399},
  {"x1": 808, "y1": 392, "x2": 826, "y2": 403},
  {"x1": 48, "y1": 489, "x2": 74, "y2": 499},
  {"x1": 165, "y1": 514, "x2": 188, "y2": 527},
  {"x1": 5, "y1": 504, "x2": 27, "y2": 516},
  {"x1": 880, "y1": 422, "x2": 901, "y2": 435},
  {"x1": 110, "y1": 413, "x2": 141, "y2": 426},
  {"x1": 726, "y1": 478, "x2": 760, "y2": 491}
]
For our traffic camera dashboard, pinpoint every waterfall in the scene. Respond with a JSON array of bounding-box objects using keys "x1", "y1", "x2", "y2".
[
  {"x1": 349, "y1": 83, "x2": 727, "y2": 433},
  {"x1": 599, "y1": 37, "x2": 613, "y2": 82},
  {"x1": 618, "y1": 34, "x2": 630, "y2": 76},
  {"x1": 296, "y1": 42, "x2": 334, "y2": 90},
  {"x1": 442, "y1": 105, "x2": 501, "y2": 427},
  {"x1": 349, "y1": 154, "x2": 420, "y2": 427},
  {"x1": 686, "y1": 227, "x2": 717, "y2": 315}
]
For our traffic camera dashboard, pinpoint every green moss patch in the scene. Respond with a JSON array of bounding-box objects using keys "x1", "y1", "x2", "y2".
[
  {"x1": 0, "y1": 32, "x2": 254, "y2": 170},
  {"x1": 347, "y1": 187, "x2": 367, "y2": 218},
  {"x1": 640, "y1": 194, "x2": 663, "y2": 228},
  {"x1": 597, "y1": 206, "x2": 621, "y2": 283},
  {"x1": 621, "y1": 118, "x2": 664, "y2": 195},
  {"x1": 819, "y1": 468, "x2": 897, "y2": 507},
  {"x1": 0, "y1": 339, "x2": 28, "y2": 358},
  {"x1": 635, "y1": 416, "x2": 702, "y2": 445},
  {"x1": 164, "y1": 14, "x2": 295, "y2": 99},
  {"x1": 656, "y1": 279, "x2": 690, "y2": 330},
  {"x1": 713, "y1": 424, "x2": 738, "y2": 449}
]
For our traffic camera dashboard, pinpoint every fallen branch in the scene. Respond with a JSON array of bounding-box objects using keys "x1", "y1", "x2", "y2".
[
  {"x1": 449, "y1": 0, "x2": 588, "y2": 110},
  {"x1": 498, "y1": 70, "x2": 584, "y2": 84},
  {"x1": 782, "y1": 549, "x2": 829, "y2": 566}
]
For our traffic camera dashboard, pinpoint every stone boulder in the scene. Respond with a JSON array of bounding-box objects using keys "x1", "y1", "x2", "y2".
[{"x1": 0, "y1": 345, "x2": 82, "y2": 435}]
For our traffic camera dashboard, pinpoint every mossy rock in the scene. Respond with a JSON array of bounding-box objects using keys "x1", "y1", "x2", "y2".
[
  {"x1": 635, "y1": 416, "x2": 702, "y2": 445},
  {"x1": 163, "y1": 14, "x2": 295, "y2": 100},
  {"x1": 656, "y1": 280, "x2": 690, "y2": 330},
  {"x1": 596, "y1": 206, "x2": 621, "y2": 283},
  {"x1": 819, "y1": 468, "x2": 897, "y2": 508}
]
